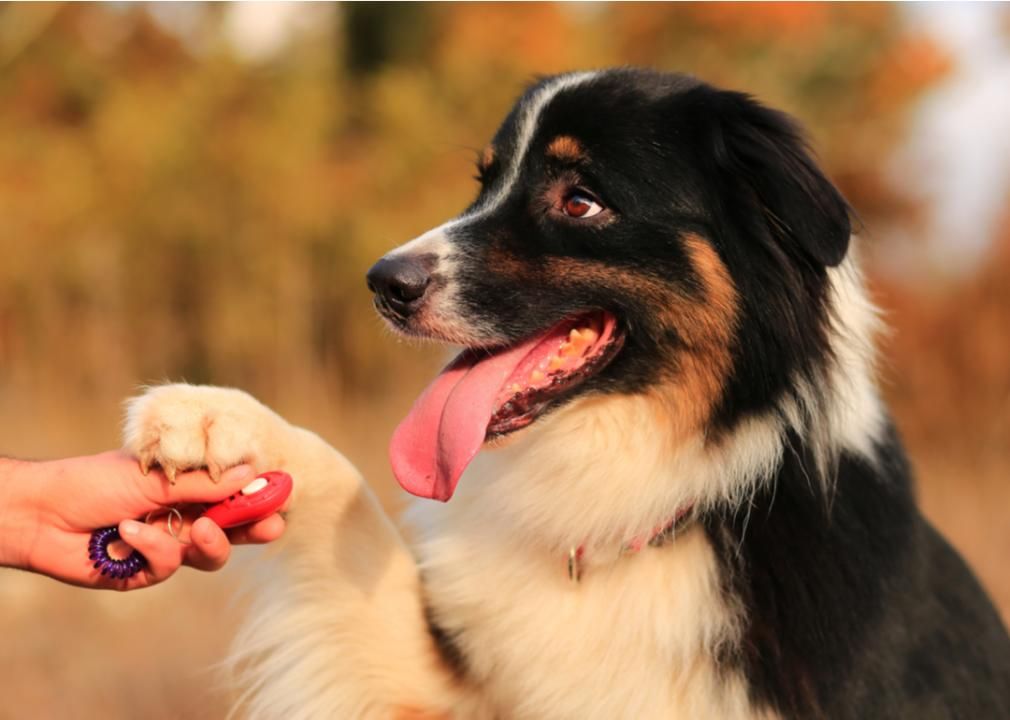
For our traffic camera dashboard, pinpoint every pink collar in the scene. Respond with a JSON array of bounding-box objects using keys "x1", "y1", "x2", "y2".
[{"x1": 567, "y1": 505, "x2": 697, "y2": 582}]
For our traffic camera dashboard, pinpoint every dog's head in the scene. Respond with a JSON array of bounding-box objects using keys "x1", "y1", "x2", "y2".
[{"x1": 368, "y1": 68, "x2": 851, "y2": 501}]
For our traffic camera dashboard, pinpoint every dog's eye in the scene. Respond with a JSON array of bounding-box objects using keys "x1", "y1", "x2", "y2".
[{"x1": 562, "y1": 190, "x2": 604, "y2": 219}]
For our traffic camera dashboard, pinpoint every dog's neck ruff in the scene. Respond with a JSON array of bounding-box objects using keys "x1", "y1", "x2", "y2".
[{"x1": 567, "y1": 504, "x2": 697, "y2": 582}]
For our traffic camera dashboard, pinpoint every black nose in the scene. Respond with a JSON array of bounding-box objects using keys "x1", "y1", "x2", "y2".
[{"x1": 366, "y1": 255, "x2": 432, "y2": 318}]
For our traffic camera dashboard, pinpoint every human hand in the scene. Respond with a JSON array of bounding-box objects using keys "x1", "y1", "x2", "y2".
[{"x1": 0, "y1": 451, "x2": 286, "y2": 590}]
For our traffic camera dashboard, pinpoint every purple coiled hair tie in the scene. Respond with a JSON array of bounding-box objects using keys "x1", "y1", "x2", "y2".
[{"x1": 88, "y1": 526, "x2": 145, "y2": 579}]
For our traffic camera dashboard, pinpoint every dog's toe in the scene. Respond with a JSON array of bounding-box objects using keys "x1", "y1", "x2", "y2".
[{"x1": 123, "y1": 384, "x2": 267, "y2": 483}]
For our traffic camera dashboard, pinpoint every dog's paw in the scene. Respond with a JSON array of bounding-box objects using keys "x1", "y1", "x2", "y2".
[{"x1": 123, "y1": 384, "x2": 287, "y2": 483}]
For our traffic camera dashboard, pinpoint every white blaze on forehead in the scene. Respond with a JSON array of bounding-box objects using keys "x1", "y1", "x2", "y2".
[
  {"x1": 386, "y1": 222, "x2": 453, "y2": 261},
  {"x1": 377, "y1": 72, "x2": 599, "y2": 347},
  {"x1": 467, "y1": 71, "x2": 599, "y2": 220},
  {"x1": 390, "y1": 71, "x2": 599, "y2": 255}
]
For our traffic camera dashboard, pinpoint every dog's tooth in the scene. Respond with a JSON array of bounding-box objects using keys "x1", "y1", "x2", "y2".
[
  {"x1": 531, "y1": 370, "x2": 546, "y2": 383},
  {"x1": 567, "y1": 327, "x2": 597, "y2": 352},
  {"x1": 548, "y1": 355, "x2": 566, "y2": 372},
  {"x1": 560, "y1": 341, "x2": 579, "y2": 357},
  {"x1": 509, "y1": 383, "x2": 522, "y2": 394}
]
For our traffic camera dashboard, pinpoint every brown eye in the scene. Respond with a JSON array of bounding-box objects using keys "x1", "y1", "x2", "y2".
[{"x1": 562, "y1": 190, "x2": 604, "y2": 218}]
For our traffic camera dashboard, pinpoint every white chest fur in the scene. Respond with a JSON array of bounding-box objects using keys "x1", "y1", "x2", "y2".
[
  {"x1": 413, "y1": 469, "x2": 771, "y2": 720},
  {"x1": 406, "y1": 252, "x2": 877, "y2": 719}
]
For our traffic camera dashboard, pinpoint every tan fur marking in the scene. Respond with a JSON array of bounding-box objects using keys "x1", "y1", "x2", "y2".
[
  {"x1": 478, "y1": 145, "x2": 495, "y2": 172},
  {"x1": 546, "y1": 135, "x2": 585, "y2": 162},
  {"x1": 494, "y1": 232, "x2": 738, "y2": 444},
  {"x1": 485, "y1": 241, "x2": 529, "y2": 279},
  {"x1": 655, "y1": 234, "x2": 739, "y2": 440}
]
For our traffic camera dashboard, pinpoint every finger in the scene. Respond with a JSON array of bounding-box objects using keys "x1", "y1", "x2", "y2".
[
  {"x1": 226, "y1": 513, "x2": 286, "y2": 545},
  {"x1": 151, "y1": 464, "x2": 256, "y2": 506},
  {"x1": 117, "y1": 519, "x2": 186, "y2": 584},
  {"x1": 184, "y1": 517, "x2": 232, "y2": 572}
]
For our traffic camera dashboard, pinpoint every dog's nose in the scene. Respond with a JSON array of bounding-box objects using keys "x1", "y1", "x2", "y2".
[{"x1": 366, "y1": 255, "x2": 432, "y2": 317}]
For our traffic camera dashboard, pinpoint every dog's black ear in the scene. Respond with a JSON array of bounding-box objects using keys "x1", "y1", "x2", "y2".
[{"x1": 702, "y1": 89, "x2": 851, "y2": 268}]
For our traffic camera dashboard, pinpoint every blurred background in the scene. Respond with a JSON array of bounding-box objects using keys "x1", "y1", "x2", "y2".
[{"x1": 0, "y1": 3, "x2": 1008, "y2": 718}]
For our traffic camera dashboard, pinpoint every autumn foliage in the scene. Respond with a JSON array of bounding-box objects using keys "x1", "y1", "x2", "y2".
[{"x1": 0, "y1": 4, "x2": 1005, "y2": 719}]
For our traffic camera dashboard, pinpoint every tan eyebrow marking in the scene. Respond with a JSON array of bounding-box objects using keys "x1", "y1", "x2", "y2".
[
  {"x1": 478, "y1": 145, "x2": 495, "y2": 172},
  {"x1": 468, "y1": 72, "x2": 597, "y2": 217},
  {"x1": 546, "y1": 135, "x2": 586, "y2": 162}
]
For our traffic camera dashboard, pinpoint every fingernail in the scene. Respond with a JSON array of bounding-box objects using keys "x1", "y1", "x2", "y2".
[
  {"x1": 121, "y1": 520, "x2": 141, "y2": 536},
  {"x1": 226, "y1": 464, "x2": 254, "y2": 483}
]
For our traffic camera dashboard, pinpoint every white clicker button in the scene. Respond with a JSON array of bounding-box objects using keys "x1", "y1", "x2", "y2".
[{"x1": 241, "y1": 477, "x2": 270, "y2": 495}]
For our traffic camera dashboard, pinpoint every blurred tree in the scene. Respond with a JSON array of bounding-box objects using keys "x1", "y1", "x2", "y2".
[
  {"x1": 343, "y1": 3, "x2": 433, "y2": 77},
  {"x1": 3, "y1": 6, "x2": 1009, "y2": 718},
  {"x1": 0, "y1": 2, "x2": 955, "y2": 422}
]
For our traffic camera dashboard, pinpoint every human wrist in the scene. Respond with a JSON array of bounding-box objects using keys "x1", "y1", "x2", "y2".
[{"x1": 0, "y1": 457, "x2": 46, "y2": 570}]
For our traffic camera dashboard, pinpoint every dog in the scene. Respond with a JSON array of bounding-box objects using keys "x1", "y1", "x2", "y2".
[{"x1": 123, "y1": 68, "x2": 1010, "y2": 719}]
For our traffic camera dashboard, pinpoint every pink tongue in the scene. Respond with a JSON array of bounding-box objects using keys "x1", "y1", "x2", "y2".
[{"x1": 389, "y1": 333, "x2": 547, "y2": 501}]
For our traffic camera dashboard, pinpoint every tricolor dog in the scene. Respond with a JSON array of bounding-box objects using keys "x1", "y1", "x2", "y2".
[{"x1": 124, "y1": 69, "x2": 1010, "y2": 719}]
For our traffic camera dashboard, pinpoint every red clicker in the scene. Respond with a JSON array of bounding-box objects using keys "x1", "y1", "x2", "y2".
[
  {"x1": 89, "y1": 470, "x2": 294, "y2": 580},
  {"x1": 202, "y1": 470, "x2": 293, "y2": 529}
]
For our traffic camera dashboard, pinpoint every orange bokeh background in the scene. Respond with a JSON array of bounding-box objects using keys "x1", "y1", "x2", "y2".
[{"x1": 0, "y1": 4, "x2": 1007, "y2": 718}]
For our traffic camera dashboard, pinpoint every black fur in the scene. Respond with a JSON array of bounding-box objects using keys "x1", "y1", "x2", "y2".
[
  {"x1": 443, "y1": 69, "x2": 853, "y2": 436},
  {"x1": 371, "y1": 67, "x2": 1010, "y2": 717},
  {"x1": 708, "y1": 423, "x2": 1010, "y2": 719}
]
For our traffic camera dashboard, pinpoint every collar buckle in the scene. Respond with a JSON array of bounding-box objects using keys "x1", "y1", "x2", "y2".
[
  {"x1": 567, "y1": 546, "x2": 583, "y2": 583},
  {"x1": 567, "y1": 505, "x2": 697, "y2": 584}
]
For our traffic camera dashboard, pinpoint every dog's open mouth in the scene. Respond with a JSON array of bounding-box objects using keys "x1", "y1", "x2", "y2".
[
  {"x1": 486, "y1": 313, "x2": 623, "y2": 436},
  {"x1": 390, "y1": 311, "x2": 623, "y2": 501}
]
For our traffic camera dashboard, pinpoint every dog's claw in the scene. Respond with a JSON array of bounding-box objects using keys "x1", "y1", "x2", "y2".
[
  {"x1": 208, "y1": 460, "x2": 223, "y2": 484},
  {"x1": 138, "y1": 441, "x2": 159, "y2": 477}
]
